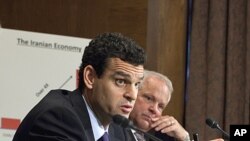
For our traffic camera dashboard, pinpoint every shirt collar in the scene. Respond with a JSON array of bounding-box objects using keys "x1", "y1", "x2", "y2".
[{"x1": 82, "y1": 95, "x2": 109, "y2": 141}]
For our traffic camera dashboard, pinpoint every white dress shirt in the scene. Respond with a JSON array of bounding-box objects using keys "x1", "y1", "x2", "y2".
[{"x1": 82, "y1": 95, "x2": 109, "y2": 141}]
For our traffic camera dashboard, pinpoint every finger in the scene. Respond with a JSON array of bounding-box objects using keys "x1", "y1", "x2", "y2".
[
  {"x1": 160, "y1": 124, "x2": 177, "y2": 133},
  {"x1": 151, "y1": 117, "x2": 160, "y2": 122},
  {"x1": 151, "y1": 116, "x2": 171, "y2": 128},
  {"x1": 154, "y1": 120, "x2": 172, "y2": 131},
  {"x1": 153, "y1": 117, "x2": 176, "y2": 131}
]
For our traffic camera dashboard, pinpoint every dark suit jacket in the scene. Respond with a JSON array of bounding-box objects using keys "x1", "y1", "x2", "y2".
[
  {"x1": 13, "y1": 89, "x2": 126, "y2": 141},
  {"x1": 121, "y1": 127, "x2": 175, "y2": 141}
]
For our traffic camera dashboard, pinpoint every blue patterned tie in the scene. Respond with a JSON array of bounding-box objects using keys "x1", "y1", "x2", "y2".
[{"x1": 98, "y1": 132, "x2": 109, "y2": 141}]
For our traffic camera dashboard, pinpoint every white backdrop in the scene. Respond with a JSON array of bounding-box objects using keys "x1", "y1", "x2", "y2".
[{"x1": 0, "y1": 28, "x2": 90, "y2": 140}]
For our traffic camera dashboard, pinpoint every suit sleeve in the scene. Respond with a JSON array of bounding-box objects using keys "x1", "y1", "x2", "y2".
[
  {"x1": 29, "y1": 105, "x2": 88, "y2": 141},
  {"x1": 154, "y1": 131, "x2": 176, "y2": 141}
]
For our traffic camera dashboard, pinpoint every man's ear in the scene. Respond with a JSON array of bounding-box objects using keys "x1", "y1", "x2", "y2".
[{"x1": 83, "y1": 65, "x2": 96, "y2": 89}]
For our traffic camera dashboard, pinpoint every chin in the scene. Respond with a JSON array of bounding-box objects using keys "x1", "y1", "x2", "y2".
[
  {"x1": 138, "y1": 121, "x2": 150, "y2": 131},
  {"x1": 121, "y1": 114, "x2": 129, "y2": 118},
  {"x1": 116, "y1": 113, "x2": 129, "y2": 118},
  {"x1": 139, "y1": 124, "x2": 150, "y2": 132}
]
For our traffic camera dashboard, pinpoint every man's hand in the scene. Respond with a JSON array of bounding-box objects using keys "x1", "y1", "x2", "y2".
[{"x1": 151, "y1": 115, "x2": 189, "y2": 141}]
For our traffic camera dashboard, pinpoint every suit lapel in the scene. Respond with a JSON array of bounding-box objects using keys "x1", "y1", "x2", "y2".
[
  {"x1": 69, "y1": 89, "x2": 132, "y2": 141},
  {"x1": 109, "y1": 123, "x2": 128, "y2": 141},
  {"x1": 128, "y1": 129, "x2": 153, "y2": 141},
  {"x1": 69, "y1": 89, "x2": 95, "y2": 141},
  {"x1": 126, "y1": 129, "x2": 138, "y2": 141}
]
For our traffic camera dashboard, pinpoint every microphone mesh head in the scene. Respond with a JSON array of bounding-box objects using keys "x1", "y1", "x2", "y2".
[
  {"x1": 112, "y1": 115, "x2": 136, "y2": 128},
  {"x1": 205, "y1": 118, "x2": 217, "y2": 128},
  {"x1": 112, "y1": 114, "x2": 130, "y2": 128}
]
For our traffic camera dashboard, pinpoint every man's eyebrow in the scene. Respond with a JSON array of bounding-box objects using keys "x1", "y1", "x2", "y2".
[
  {"x1": 112, "y1": 71, "x2": 144, "y2": 80},
  {"x1": 112, "y1": 71, "x2": 132, "y2": 79}
]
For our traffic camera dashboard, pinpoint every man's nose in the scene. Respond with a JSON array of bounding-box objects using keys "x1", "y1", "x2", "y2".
[
  {"x1": 149, "y1": 103, "x2": 161, "y2": 115},
  {"x1": 124, "y1": 85, "x2": 138, "y2": 102}
]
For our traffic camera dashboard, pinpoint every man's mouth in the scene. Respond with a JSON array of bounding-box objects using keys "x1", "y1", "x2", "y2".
[{"x1": 120, "y1": 104, "x2": 133, "y2": 114}]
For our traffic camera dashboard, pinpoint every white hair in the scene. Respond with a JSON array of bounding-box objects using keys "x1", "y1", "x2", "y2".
[{"x1": 143, "y1": 70, "x2": 174, "y2": 102}]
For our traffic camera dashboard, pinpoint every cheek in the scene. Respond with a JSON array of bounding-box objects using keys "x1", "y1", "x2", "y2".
[
  {"x1": 93, "y1": 81, "x2": 113, "y2": 105},
  {"x1": 102, "y1": 87, "x2": 124, "y2": 104},
  {"x1": 97, "y1": 84, "x2": 125, "y2": 108},
  {"x1": 94, "y1": 79, "x2": 132, "y2": 113},
  {"x1": 133, "y1": 101, "x2": 147, "y2": 113},
  {"x1": 95, "y1": 80, "x2": 119, "y2": 98}
]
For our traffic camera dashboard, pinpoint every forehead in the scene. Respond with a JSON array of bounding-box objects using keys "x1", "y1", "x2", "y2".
[
  {"x1": 105, "y1": 58, "x2": 144, "y2": 78},
  {"x1": 141, "y1": 76, "x2": 170, "y2": 104}
]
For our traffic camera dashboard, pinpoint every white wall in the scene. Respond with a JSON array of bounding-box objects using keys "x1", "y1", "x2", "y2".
[{"x1": 0, "y1": 28, "x2": 90, "y2": 140}]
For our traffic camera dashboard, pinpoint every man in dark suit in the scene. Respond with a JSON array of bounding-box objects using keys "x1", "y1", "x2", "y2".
[
  {"x1": 126, "y1": 70, "x2": 224, "y2": 141},
  {"x1": 13, "y1": 32, "x2": 146, "y2": 141},
  {"x1": 125, "y1": 70, "x2": 186, "y2": 141}
]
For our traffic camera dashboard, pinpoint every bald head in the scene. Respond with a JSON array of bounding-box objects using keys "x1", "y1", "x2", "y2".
[{"x1": 142, "y1": 70, "x2": 173, "y2": 102}]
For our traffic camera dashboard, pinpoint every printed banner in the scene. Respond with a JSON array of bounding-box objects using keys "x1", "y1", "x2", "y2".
[{"x1": 0, "y1": 28, "x2": 90, "y2": 140}]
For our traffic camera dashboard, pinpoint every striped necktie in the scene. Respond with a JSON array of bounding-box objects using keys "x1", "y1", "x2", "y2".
[{"x1": 134, "y1": 131, "x2": 146, "y2": 141}]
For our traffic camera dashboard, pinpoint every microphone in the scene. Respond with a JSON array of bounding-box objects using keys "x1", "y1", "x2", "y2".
[
  {"x1": 112, "y1": 114, "x2": 163, "y2": 141},
  {"x1": 193, "y1": 133, "x2": 199, "y2": 141},
  {"x1": 205, "y1": 118, "x2": 230, "y2": 140}
]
